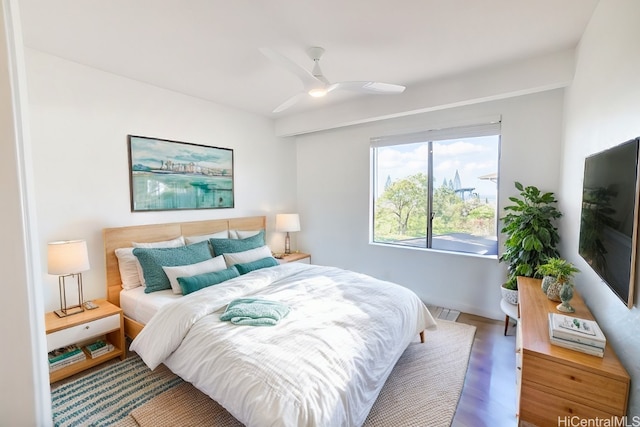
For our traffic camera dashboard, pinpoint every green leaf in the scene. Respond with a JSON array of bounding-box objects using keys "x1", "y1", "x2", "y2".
[
  {"x1": 501, "y1": 181, "x2": 562, "y2": 281},
  {"x1": 522, "y1": 235, "x2": 534, "y2": 251}
]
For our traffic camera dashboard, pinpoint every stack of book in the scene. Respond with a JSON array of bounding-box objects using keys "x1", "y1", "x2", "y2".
[
  {"x1": 548, "y1": 313, "x2": 606, "y2": 357},
  {"x1": 84, "y1": 340, "x2": 114, "y2": 358},
  {"x1": 48, "y1": 344, "x2": 86, "y2": 372}
]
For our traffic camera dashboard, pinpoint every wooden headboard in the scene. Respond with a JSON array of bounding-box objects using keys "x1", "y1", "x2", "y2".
[{"x1": 103, "y1": 216, "x2": 266, "y2": 308}]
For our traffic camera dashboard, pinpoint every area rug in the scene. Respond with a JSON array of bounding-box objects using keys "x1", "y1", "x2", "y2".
[
  {"x1": 51, "y1": 355, "x2": 184, "y2": 426},
  {"x1": 117, "y1": 320, "x2": 475, "y2": 427}
]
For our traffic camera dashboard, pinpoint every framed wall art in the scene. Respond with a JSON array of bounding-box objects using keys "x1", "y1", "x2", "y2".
[{"x1": 128, "y1": 135, "x2": 234, "y2": 211}]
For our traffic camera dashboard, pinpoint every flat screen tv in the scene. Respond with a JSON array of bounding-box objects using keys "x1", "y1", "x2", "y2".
[{"x1": 578, "y1": 137, "x2": 640, "y2": 308}]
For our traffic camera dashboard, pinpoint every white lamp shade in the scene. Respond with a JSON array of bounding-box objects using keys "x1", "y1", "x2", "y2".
[
  {"x1": 276, "y1": 214, "x2": 301, "y2": 232},
  {"x1": 48, "y1": 240, "x2": 90, "y2": 275}
]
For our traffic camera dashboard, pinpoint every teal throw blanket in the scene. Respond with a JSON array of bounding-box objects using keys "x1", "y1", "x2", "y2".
[{"x1": 220, "y1": 298, "x2": 290, "y2": 326}]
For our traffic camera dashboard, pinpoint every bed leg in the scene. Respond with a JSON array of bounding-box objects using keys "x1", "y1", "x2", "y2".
[{"x1": 419, "y1": 331, "x2": 425, "y2": 343}]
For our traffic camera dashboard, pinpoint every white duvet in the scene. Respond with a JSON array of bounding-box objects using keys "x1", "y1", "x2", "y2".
[{"x1": 131, "y1": 263, "x2": 437, "y2": 427}]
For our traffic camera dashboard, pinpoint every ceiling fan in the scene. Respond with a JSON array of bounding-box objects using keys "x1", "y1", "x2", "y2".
[{"x1": 260, "y1": 47, "x2": 406, "y2": 113}]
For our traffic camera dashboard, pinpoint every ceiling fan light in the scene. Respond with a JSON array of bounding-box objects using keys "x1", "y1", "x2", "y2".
[{"x1": 308, "y1": 87, "x2": 327, "y2": 97}]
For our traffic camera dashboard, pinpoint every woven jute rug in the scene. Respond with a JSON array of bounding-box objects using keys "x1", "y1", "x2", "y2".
[{"x1": 117, "y1": 320, "x2": 475, "y2": 427}]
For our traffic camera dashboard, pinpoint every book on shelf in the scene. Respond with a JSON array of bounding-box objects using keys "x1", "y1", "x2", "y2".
[
  {"x1": 547, "y1": 317, "x2": 604, "y2": 357},
  {"x1": 49, "y1": 351, "x2": 86, "y2": 372},
  {"x1": 48, "y1": 344, "x2": 83, "y2": 364},
  {"x1": 84, "y1": 340, "x2": 114, "y2": 358},
  {"x1": 548, "y1": 313, "x2": 606, "y2": 349}
]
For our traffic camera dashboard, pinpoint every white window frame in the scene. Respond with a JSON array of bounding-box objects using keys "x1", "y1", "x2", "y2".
[{"x1": 370, "y1": 119, "x2": 502, "y2": 257}]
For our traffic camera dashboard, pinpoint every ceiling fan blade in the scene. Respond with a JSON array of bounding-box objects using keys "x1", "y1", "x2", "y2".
[
  {"x1": 272, "y1": 92, "x2": 307, "y2": 113},
  {"x1": 259, "y1": 47, "x2": 320, "y2": 89},
  {"x1": 330, "y1": 81, "x2": 406, "y2": 94}
]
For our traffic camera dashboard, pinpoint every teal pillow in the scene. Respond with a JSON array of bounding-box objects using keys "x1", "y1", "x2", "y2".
[
  {"x1": 209, "y1": 230, "x2": 265, "y2": 256},
  {"x1": 178, "y1": 266, "x2": 240, "y2": 295},
  {"x1": 234, "y1": 256, "x2": 279, "y2": 275},
  {"x1": 133, "y1": 241, "x2": 213, "y2": 293}
]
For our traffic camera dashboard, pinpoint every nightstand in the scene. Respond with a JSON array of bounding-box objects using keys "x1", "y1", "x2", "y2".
[
  {"x1": 277, "y1": 252, "x2": 311, "y2": 264},
  {"x1": 45, "y1": 299, "x2": 125, "y2": 383}
]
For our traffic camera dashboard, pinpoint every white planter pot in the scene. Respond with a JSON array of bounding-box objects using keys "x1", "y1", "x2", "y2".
[{"x1": 501, "y1": 285, "x2": 518, "y2": 305}]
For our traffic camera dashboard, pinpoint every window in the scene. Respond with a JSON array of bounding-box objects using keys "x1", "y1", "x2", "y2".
[{"x1": 371, "y1": 121, "x2": 501, "y2": 256}]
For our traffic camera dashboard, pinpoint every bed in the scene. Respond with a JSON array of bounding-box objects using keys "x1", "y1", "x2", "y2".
[
  {"x1": 104, "y1": 217, "x2": 267, "y2": 338},
  {"x1": 103, "y1": 216, "x2": 437, "y2": 427}
]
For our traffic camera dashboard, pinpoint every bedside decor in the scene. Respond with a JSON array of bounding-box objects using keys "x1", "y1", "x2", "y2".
[
  {"x1": 557, "y1": 282, "x2": 576, "y2": 313},
  {"x1": 536, "y1": 257, "x2": 580, "y2": 311},
  {"x1": 48, "y1": 240, "x2": 90, "y2": 317},
  {"x1": 128, "y1": 135, "x2": 234, "y2": 212},
  {"x1": 276, "y1": 213, "x2": 300, "y2": 254}
]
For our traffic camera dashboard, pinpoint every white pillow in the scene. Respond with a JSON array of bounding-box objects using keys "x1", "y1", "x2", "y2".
[
  {"x1": 185, "y1": 230, "x2": 229, "y2": 244},
  {"x1": 162, "y1": 255, "x2": 227, "y2": 294},
  {"x1": 229, "y1": 229, "x2": 262, "y2": 240},
  {"x1": 223, "y1": 245, "x2": 273, "y2": 267},
  {"x1": 132, "y1": 236, "x2": 185, "y2": 248},
  {"x1": 115, "y1": 248, "x2": 142, "y2": 290}
]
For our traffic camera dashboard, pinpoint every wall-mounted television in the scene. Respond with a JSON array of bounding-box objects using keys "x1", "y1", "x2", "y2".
[{"x1": 578, "y1": 137, "x2": 640, "y2": 308}]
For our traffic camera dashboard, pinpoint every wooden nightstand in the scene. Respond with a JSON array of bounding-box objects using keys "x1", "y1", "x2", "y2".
[
  {"x1": 45, "y1": 299, "x2": 125, "y2": 383},
  {"x1": 276, "y1": 252, "x2": 311, "y2": 264}
]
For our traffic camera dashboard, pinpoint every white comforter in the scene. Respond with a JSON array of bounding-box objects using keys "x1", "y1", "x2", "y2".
[{"x1": 131, "y1": 263, "x2": 437, "y2": 427}]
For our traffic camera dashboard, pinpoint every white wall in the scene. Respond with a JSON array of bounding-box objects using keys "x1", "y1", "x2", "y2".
[
  {"x1": 25, "y1": 49, "x2": 297, "y2": 312},
  {"x1": 559, "y1": 0, "x2": 640, "y2": 416},
  {"x1": 0, "y1": 0, "x2": 50, "y2": 424},
  {"x1": 295, "y1": 89, "x2": 565, "y2": 320}
]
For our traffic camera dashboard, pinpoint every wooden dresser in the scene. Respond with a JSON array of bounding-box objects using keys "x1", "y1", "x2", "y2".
[{"x1": 516, "y1": 277, "x2": 630, "y2": 426}]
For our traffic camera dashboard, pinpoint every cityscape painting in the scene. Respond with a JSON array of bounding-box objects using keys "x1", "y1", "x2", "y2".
[{"x1": 128, "y1": 135, "x2": 234, "y2": 211}]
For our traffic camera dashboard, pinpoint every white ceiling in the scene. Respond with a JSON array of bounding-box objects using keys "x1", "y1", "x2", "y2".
[{"x1": 18, "y1": 0, "x2": 599, "y2": 118}]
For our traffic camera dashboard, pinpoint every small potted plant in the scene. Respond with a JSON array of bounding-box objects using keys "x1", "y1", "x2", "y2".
[
  {"x1": 536, "y1": 258, "x2": 580, "y2": 311},
  {"x1": 499, "y1": 182, "x2": 562, "y2": 304}
]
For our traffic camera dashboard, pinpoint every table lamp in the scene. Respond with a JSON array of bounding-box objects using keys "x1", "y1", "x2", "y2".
[
  {"x1": 48, "y1": 240, "x2": 90, "y2": 317},
  {"x1": 276, "y1": 214, "x2": 300, "y2": 254}
]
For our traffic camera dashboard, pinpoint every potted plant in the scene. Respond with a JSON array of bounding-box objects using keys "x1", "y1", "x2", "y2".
[
  {"x1": 537, "y1": 257, "x2": 580, "y2": 312},
  {"x1": 536, "y1": 257, "x2": 580, "y2": 301},
  {"x1": 499, "y1": 182, "x2": 562, "y2": 304}
]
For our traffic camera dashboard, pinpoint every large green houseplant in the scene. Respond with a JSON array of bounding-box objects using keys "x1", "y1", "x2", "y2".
[{"x1": 499, "y1": 182, "x2": 562, "y2": 295}]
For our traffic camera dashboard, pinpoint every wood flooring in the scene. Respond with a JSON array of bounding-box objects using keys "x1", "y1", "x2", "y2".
[{"x1": 451, "y1": 313, "x2": 518, "y2": 427}]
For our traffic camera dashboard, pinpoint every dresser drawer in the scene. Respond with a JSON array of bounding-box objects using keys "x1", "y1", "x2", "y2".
[
  {"x1": 521, "y1": 383, "x2": 625, "y2": 425},
  {"x1": 46, "y1": 314, "x2": 120, "y2": 352},
  {"x1": 523, "y1": 354, "x2": 627, "y2": 414}
]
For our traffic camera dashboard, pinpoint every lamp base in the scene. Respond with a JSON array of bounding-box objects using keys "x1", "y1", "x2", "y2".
[
  {"x1": 54, "y1": 305, "x2": 84, "y2": 318},
  {"x1": 284, "y1": 232, "x2": 291, "y2": 255},
  {"x1": 55, "y1": 273, "x2": 85, "y2": 318}
]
